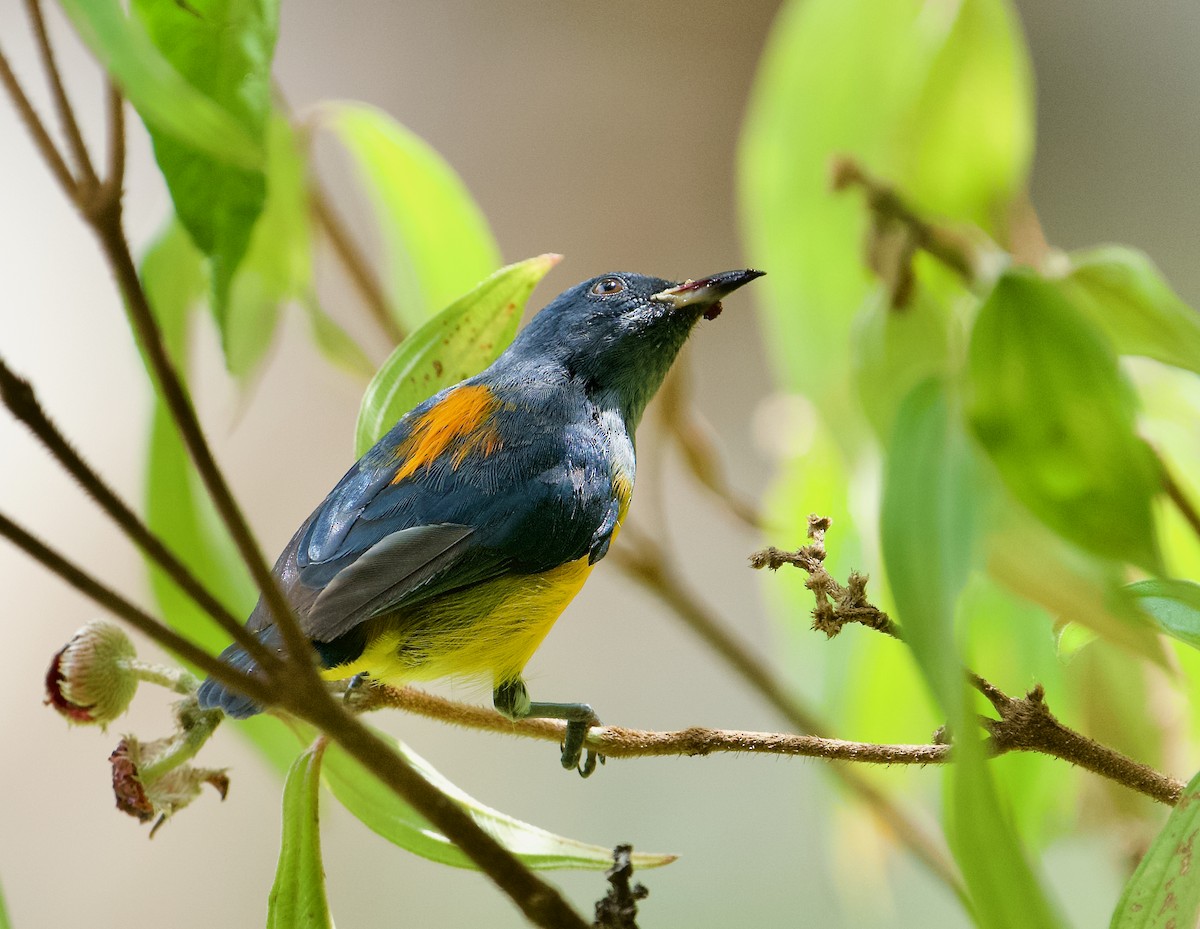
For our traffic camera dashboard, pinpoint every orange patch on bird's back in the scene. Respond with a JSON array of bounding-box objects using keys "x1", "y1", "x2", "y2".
[{"x1": 391, "y1": 385, "x2": 503, "y2": 483}]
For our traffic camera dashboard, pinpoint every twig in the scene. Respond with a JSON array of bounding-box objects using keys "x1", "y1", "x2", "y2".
[
  {"x1": 593, "y1": 846, "x2": 648, "y2": 929},
  {"x1": 611, "y1": 529, "x2": 968, "y2": 904},
  {"x1": 355, "y1": 684, "x2": 951, "y2": 765},
  {"x1": 102, "y1": 79, "x2": 124, "y2": 200},
  {"x1": 309, "y1": 172, "x2": 403, "y2": 346},
  {"x1": 89, "y1": 203, "x2": 321, "y2": 699},
  {"x1": 0, "y1": 356, "x2": 280, "y2": 670},
  {"x1": 969, "y1": 678, "x2": 1184, "y2": 806},
  {"x1": 830, "y1": 156, "x2": 984, "y2": 306},
  {"x1": 750, "y1": 515, "x2": 900, "y2": 640},
  {"x1": 0, "y1": 510, "x2": 273, "y2": 705},
  {"x1": 1159, "y1": 455, "x2": 1200, "y2": 546},
  {"x1": 24, "y1": 0, "x2": 97, "y2": 188},
  {"x1": 656, "y1": 362, "x2": 761, "y2": 530},
  {"x1": 0, "y1": 41, "x2": 76, "y2": 197},
  {"x1": 759, "y1": 517, "x2": 1188, "y2": 808}
]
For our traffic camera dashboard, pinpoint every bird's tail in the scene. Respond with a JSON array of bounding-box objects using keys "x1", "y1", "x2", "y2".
[{"x1": 196, "y1": 633, "x2": 275, "y2": 718}]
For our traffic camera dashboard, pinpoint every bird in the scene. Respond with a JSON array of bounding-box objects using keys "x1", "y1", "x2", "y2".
[{"x1": 197, "y1": 268, "x2": 763, "y2": 774}]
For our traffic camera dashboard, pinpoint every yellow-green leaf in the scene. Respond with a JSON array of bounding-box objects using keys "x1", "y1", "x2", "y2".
[
  {"x1": 267, "y1": 745, "x2": 332, "y2": 929},
  {"x1": 1111, "y1": 766, "x2": 1200, "y2": 928},
  {"x1": 355, "y1": 255, "x2": 559, "y2": 456},
  {"x1": 321, "y1": 102, "x2": 501, "y2": 333}
]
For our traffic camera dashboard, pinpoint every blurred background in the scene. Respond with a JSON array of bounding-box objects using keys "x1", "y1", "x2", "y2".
[{"x1": 1, "y1": 1, "x2": 1198, "y2": 926}]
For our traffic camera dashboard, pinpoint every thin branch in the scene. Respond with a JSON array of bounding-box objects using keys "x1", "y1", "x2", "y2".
[
  {"x1": 758, "y1": 517, "x2": 1188, "y2": 808},
  {"x1": 830, "y1": 156, "x2": 986, "y2": 306},
  {"x1": 309, "y1": 178, "x2": 403, "y2": 345},
  {"x1": 356, "y1": 684, "x2": 951, "y2": 765},
  {"x1": 24, "y1": 0, "x2": 97, "y2": 188},
  {"x1": 0, "y1": 510, "x2": 273, "y2": 705},
  {"x1": 970, "y1": 679, "x2": 1184, "y2": 806},
  {"x1": 0, "y1": 40, "x2": 76, "y2": 197},
  {"x1": 102, "y1": 79, "x2": 125, "y2": 200},
  {"x1": 88, "y1": 207, "x2": 320, "y2": 695},
  {"x1": 656, "y1": 361, "x2": 761, "y2": 530},
  {"x1": 1160, "y1": 455, "x2": 1200, "y2": 546},
  {"x1": 611, "y1": 529, "x2": 968, "y2": 904},
  {"x1": 0, "y1": 356, "x2": 280, "y2": 671}
]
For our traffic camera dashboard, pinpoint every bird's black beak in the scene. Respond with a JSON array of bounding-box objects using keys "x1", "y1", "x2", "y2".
[{"x1": 650, "y1": 269, "x2": 765, "y2": 320}]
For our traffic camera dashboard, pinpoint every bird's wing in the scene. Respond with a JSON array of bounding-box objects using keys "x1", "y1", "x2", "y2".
[{"x1": 287, "y1": 385, "x2": 619, "y2": 645}]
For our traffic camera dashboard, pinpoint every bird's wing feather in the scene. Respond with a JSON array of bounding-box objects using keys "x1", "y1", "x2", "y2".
[{"x1": 284, "y1": 387, "x2": 619, "y2": 646}]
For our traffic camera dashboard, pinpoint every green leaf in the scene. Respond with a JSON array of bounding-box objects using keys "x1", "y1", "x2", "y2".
[
  {"x1": 301, "y1": 296, "x2": 375, "y2": 381},
  {"x1": 138, "y1": 222, "x2": 297, "y2": 774},
  {"x1": 1066, "y1": 246, "x2": 1200, "y2": 377},
  {"x1": 355, "y1": 254, "x2": 560, "y2": 456},
  {"x1": 130, "y1": 0, "x2": 279, "y2": 315},
  {"x1": 1128, "y1": 578, "x2": 1200, "y2": 652},
  {"x1": 316, "y1": 724, "x2": 676, "y2": 872},
  {"x1": 739, "y1": 0, "x2": 1032, "y2": 402},
  {"x1": 57, "y1": 0, "x2": 262, "y2": 168},
  {"x1": 986, "y1": 511, "x2": 1166, "y2": 666},
  {"x1": 267, "y1": 744, "x2": 332, "y2": 929},
  {"x1": 880, "y1": 378, "x2": 979, "y2": 712},
  {"x1": 1111, "y1": 766, "x2": 1200, "y2": 928},
  {"x1": 945, "y1": 726, "x2": 1066, "y2": 929},
  {"x1": 220, "y1": 115, "x2": 312, "y2": 378},
  {"x1": 967, "y1": 269, "x2": 1163, "y2": 573},
  {"x1": 321, "y1": 102, "x2": 501, "y2": 332},
  {"x1": 881, "y1": 379, "x2": 1064, "y2": 927}
]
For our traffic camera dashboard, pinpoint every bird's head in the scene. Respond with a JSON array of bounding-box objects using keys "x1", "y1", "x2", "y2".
[{"x1": 503, "y1": 269, "x2": 763, "y2": 424}]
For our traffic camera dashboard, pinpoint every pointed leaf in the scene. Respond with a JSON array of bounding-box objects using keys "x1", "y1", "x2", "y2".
[
  {"x1": 56, "y1": 0, "x2": 261, "y2": 168},
  {"x1": 880, "y1": 378, "x2": 979, "y2": 712},
  {"x1": 1111, "y1": 766, "x2": 1200, "y2": 928},
  {"x1": 967, "y1": 269, "x2": 1162, "y2": 573},
  {"x1": 355, "y1": 254, "x2": 559, "y2": 455},
  {"x1": 130, "y1": 0, "x2": 278, "y2": 314},
  {"x1": 1066, "y1": 245, "x2": 1200, "y2": 377},
  {"x1": 267, "y1": 745, "x2": 332, "y2": 929},
  {"x1": 321, "y1": 102, "x2": 500, "y2": 332},
  {"x1": 302, "y1": 296, "x2": 375, "y2": 381},
  {"x1": 1127, "y1": 578, "x2": 1200, "y2": 653},
  {"x1": 317, "y1": 724, "x2": 675, "y2": 872}
]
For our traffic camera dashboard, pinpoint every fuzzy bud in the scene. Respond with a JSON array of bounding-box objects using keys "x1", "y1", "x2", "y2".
[{"x1": 45, "y1": 619, "x2": 138, "y2": 727}]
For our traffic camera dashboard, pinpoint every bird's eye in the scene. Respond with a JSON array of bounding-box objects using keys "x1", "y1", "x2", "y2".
[{"x1": 590, "y1": 277, "x2": 625, "y2": 296}]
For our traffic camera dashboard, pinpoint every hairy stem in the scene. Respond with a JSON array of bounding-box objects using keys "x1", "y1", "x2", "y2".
[
  {"x1": 0, "y1": 356, "x2": 280, "y2": 669},
  {"x1": 0, "y1": 41, "x2": 76, "y2": 197},
  {"x1": 24, "y1": 0, "x2": 96, "y2": 188}
]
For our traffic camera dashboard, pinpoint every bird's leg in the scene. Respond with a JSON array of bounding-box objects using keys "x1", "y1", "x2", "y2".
[{"x1": 493, "y1": 678, "x2": 604, "y2": 777}]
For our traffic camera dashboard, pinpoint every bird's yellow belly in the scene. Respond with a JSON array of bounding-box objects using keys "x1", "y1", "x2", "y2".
[{"x1": 320, "y1": 555, "x2": 595, "y2": 687}]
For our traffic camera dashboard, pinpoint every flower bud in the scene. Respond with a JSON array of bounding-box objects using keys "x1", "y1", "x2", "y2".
[{"x1": 45, "y1": 619, "x2": 138, "y2": 727}]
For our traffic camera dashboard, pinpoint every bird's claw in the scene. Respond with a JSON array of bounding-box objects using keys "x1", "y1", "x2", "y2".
[{"x1": 561, "y1": 717, "x2": 605, "y2": 778}]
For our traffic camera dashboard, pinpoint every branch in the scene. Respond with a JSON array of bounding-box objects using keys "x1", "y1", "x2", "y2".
[
  {"x1": 309, "y1": 183, "x2": 403, "y2": 346},
  {"x1": 354, "y1": 684, "x2": 952, "y2": 766},
  {"x1": 24, "y1": 0, "x2": 97, "y2": 188},
  {"x1": 1159, "y1": 453, "x2": 1200, "y2": 546},
  {"x1": 0, "y1": 356, "x2": 280, "y2": 670},
  {"x1": 611, "y1": 529, "x2": 968, "y2": 904},
  {"x1": 830, "y1": 156, "x2": 989, "y2": 307},
  {"x1": 0, "y1": 39, "x2": 76, "y2": 197},
  {"x1": 102, "y1": 79, "x2": 125, "y2": 200},
  {"x1": 970, "y1": 678, "x2": 1184, "y2": 806},
  {"x1": 0, "y1": 509, "x2": 274, "y2": 705},
  {"x1": 756, "y1": 515, "x2": 1188, "y2": 808}
]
